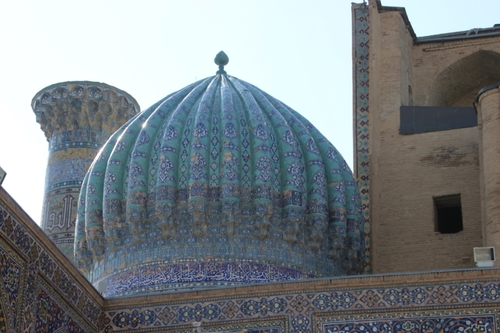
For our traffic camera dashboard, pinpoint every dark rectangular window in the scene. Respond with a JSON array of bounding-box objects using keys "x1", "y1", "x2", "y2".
[
  {"x1": 400, "y1": 106, "x2": 477, "y2": 135},
  {"x1": 434, "y1": 194, "x2": 463, "y2": 234}
]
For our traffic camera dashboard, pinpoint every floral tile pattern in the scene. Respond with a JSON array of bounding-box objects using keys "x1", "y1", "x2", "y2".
[
  {"x1": 353, "y1": 1, "x2": 371, "y2": 273},
  {"x1": 102, "y1": 278, "x2": 500, "y2": 332},
  {"x1": 0, "y1": 202, "x2": 101, "y2": 332}
]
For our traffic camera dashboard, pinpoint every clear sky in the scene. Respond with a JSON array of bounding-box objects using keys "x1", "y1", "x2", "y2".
[{"x1": 1, "y1": 0, "x2": 499, "y2": 223}]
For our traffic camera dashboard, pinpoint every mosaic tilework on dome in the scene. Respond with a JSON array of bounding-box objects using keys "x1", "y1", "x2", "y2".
[
  {"x1": 353, "y1": 2, "x2": 371, "y2": 273},
  {"x1": 76, "y1": 65, "x2": 366, "y2": 295}
]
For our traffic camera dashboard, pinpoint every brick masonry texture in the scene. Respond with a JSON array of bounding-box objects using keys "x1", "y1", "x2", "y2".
[{"x1": 362, "y1": 1, "x2": 500, "y2": 273}]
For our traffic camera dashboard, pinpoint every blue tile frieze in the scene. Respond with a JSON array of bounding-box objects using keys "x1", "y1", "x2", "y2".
[
  {"x1": 100, "y1": 261, "x2": 316, "y2": 297},
  {"x1": 102, "y1": 280, "x2": 500, "y2": 332},
  {"x1": 353, "y1": 2, "x2": 371, "y2": 273}
]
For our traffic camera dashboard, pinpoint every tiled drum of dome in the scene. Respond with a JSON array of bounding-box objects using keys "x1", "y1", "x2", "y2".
[{"x1": 76, "y1": 67, "x2": 366, "y2": 296}]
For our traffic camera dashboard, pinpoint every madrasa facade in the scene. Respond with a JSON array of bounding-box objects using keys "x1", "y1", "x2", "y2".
[{"x1": 2, "y1": 1, "x2": 500, "y2": 332}]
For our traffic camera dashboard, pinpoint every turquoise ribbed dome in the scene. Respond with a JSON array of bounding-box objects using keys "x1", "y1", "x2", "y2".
[{"x1": 75, "y1": 65, "x2": 365, "y2": 297}]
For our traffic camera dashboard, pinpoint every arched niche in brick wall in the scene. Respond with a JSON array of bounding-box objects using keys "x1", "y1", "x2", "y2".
[{"x1": 428, "y1": 50, "x2": 500, "y2": 107}]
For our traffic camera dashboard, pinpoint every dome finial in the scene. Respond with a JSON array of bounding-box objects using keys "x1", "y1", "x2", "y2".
[{"x1": 215, "y1": 51, "x2": 229, "y2": 75}]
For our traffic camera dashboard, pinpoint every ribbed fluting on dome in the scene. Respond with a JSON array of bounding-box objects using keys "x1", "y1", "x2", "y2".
[{"x1": 75, "y1": 74, "x2": 365, "y2": 297}]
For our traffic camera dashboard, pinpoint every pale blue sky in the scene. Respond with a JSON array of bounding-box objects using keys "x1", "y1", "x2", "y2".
[{"x1": 1, "y1": 0, "x2": 499, "y2": 222}]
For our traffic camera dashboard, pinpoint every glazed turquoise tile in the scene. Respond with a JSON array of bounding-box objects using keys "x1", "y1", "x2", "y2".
[{"x1": 75, "y1": 58, "x2": 365, "y2": 297}]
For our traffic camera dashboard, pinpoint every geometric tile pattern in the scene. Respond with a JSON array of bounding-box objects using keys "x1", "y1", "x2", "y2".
[
  {"x1": 0, "y1": 304, "x2": 6, "y2": 332},
  {"x1": 0, "y1": 201, "x2": 101, "y2": 332},
  {"x1": 353, "y1": 2, "x2": 371, "y2": 273},
  {"x1": 0, "y1": 238, "x2": 25, "y2": 333},
  {"x1": 103, "y1": 279, "x2": 500, "y2": 332},
  {"x1": 36, "y1": 279, "x2": 92, "y2": 333},
  {"x1": 315, "y1": 310, "x2": 497, "y2": 333},
  {"x1": 46, "y1": 158, "x2": 91, "y2": 189},
  {"x1": 107, "y1": 314, "x2": 286, "y2": 333},
  {"x1": 323, "y1": 315, "x2": 495, "y2": 333},
  {"x1": 48, "y1": 130, "x2": 103, "y2": 153}
]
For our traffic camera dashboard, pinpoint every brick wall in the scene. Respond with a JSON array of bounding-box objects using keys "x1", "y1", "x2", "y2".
[{"x1": 364, "y1": 2, "x2": 500, "y2": 273}]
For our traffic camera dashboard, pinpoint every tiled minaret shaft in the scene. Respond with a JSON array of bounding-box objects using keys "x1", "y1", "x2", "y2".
[{"x1": 32, "y1": 81, "x2": 139, "y2": 262}]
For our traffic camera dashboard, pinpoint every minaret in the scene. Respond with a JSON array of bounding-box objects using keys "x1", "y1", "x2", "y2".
[
  {"x1": 476, "y1": 82, "x2": 500, "y2": 263},
  {"x1": 32, "y1": 81, "x2": 140, "y2": 262}
]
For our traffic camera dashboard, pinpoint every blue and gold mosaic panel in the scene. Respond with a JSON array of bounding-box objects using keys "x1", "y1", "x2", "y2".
[
  {"x1": 0, "y1": 237, "x2": 26, "y2": 333},
  {"x1": 314, "y1": 309, "x2": 498, "y2": 333},
  {"x1": 36, "y1": 279, "x2": 92, "y2": 333},
  {"x1": 0, "y1": 201, "x2": 101, "y2": 332},
  {"x1": 104, "y1": 278, "x2": 500, "y2": 332},
  {"x1": 105, "y1": 316, "x2": 286, "y2": 333}
]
